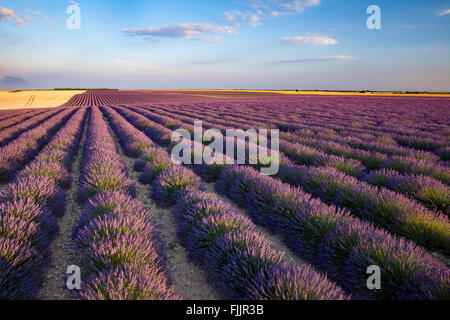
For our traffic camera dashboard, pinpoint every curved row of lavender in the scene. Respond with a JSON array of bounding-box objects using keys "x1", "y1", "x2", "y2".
[
  {"x1": 172, "y1": 104, "x2": 448, "y2": 215},
  {"x1": 0, "y1": 109, "x2": 47, "y2": 132},
  {"x1": 133, "y1": 102, "x2": 449, "y2": 212},
  {"x1": 141, "y1": 104, "x2": 449, "y2": 218},
  {"x1": 135, "y1": 103, "x2": 449, "y2": 249},
  {"x1": 137, "y1": 97, "x2": 449, "y2": 159},
  {"x1": 0, "y1": 107, "x2": 86, "y2": 299},
  {"x1": 73, "y1": 106, "x2": 177, "y2": 300},
  {"x1": 185, "y1": 104, "x2": 445, "y2": 163},
  {"x1": 161, "y1": 103, "x2": 449, "y2": 214},
  {"x1": 111, "y1": 105, "x2": 449, "y2": 300},
  {"x1": 144, "y1": 102, "x2": 449, "y2": 215},
  {"x1": 159, "y1": 102, "x2": 443, "y2": 166},
  {"x1": 280, "y1": 132, "x2": 449, "y2": 211},
  {"x1": 61, "y1": 91, "x2": 119, "y2": 107},
  {"x1": 215, "y1": 166, "x2": 449, "y2": 300},
  {"x1": 234, "y1": 97, "x2": 447, "y2": 150},
  {"x1": 100, "y1": 105, "x2": 349, "y2": 300},
  {"x1": 278, "y1": 133, "x2": 449, "y2": 185},
  {"x1": 59, "y1": 91, "x2": 449, "y2": 160},
  {"x1": 115, "y1": 106, "x2": 174, "y2": 147},
  {"x1": 0, "y1": 109, "x2": 31, "y2": 122},
  {"x1": 0, "y1": 108, "x2": 64, "y2": 148},
  {"x1": 277, "y1": 165, "x2": 449, "y2": 253},
  {"x1": 140, "y1": 102, "x2": 449, "y2": 185},
  {"x1": 363, "y1": 169, "x2": 448, "y2": 214},
  {"x1": 279, "y1": 140, "x2": 366, "y2": 177},
  {"x1": 128, "y1": 105, "x2": 450, "y2": 254},
  {"x1": 137, "y1": 103, "x2": 449, "y2": 214},
  {"x1": 0, "y1": 108, "x2": 76, "y2": 182},
  {"x1": 282, "y1": 130, "x2": 441, "y2": 162},
  {"x1": 61, "y1": 90, "x2": 210, "y2": 107}
]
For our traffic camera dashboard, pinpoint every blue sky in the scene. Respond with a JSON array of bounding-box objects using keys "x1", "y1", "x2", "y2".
[{"x1": 0, "y1": 0, "x2": 449, "y2": 90}]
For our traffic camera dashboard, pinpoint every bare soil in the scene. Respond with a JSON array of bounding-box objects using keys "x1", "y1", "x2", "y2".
[{"x1": 37, "y1": 117, "x2": 87, "y2": 300}]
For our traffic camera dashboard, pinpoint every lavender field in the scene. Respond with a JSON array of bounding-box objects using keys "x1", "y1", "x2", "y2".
[{"x1": 0, "y1": 90, "x2": 449, "y2": 300}]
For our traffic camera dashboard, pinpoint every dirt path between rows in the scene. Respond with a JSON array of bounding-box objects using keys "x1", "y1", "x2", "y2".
[
  {"x1": 203, "y1": 183, "x2": 311, "y2": 269},
  {"x1": 37, "y1": 116, "x2": 88, "y2": 300},
  {"x1": 104, "y1": 114, "x2": 222, "y2": 300}
]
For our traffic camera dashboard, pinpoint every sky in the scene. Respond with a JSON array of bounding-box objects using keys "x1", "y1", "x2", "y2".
[{"x1": 0, "y1": 0, "x2": 449, "y2": 91}]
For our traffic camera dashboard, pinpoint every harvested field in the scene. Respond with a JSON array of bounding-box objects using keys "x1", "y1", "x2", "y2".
[{"x1": 0, "y1": 90, "x2": 85, "y2": 110}]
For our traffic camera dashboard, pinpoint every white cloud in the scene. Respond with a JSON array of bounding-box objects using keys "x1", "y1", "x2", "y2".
[
  {"x1": 280, "y1": 0, "x2": 322, "y2": 13},
  {"x1": 282, "y1": 34, "x2": 338, "y2": 45},
  {"x1": 437, "y1": 9, "x2": 450, "y2": 16},
  {"x1": 124, "y1": 23, "x2": 235, "y2": 42},
  {"x1": 225, "y1": 12, "x2": 239, "y2": 25},
  {"x1": 0, "y1": 6, "x2": 24, "y2": 26},
  {"x1": 25, "y1": 15, "x2": 35, "y2": 22},
  {"x1": 226, "y1": 0, "x2": 321, "y2": 27},
  {"x1": 33, "y1": 10, "x2": 52, "y2": 22},
  {"x1": 276, "y1": 56, "x2": 357, "y2": 63}
]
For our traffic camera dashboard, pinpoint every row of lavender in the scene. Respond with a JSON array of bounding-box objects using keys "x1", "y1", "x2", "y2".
[
  {"x1": 279, "y1": 133, "x2": 449, "y2": 185},
  {"x1": 61, "y1": 90, "x2": 198, "y2": 107},
  {"x1": 141, "y1": 103, "x2": 449, "y2": 187},
  {"x1": 60, "y1": 91, "x2": 118, "y2": 107},
  {"x1": 230, "y1": 104, "x2": 448, "y2": 155},
  {"x1": 172, "y1": 105, "x2": 448, "y2": 215},
  {"x1": 146, "y1": 103, "x2": 449, "y2": 215},
  {"x1": 0, "y1": 108, "x2": 64, "y2": 147},
  {"x1": 134, "y1": 106, "x2": 450, "y2": 188},
  {"x1": 140, "y1": 104, "x2": 449, "y2": 215},
  {"x1": 0, "y1": 108, "x2": 76, "y2": 182},
  {"x1": 109, "y1": 105, "x2": 449, "y2": 300},
  {"x1": 101, "y1": 105, "x2": 349, "y2": 300},
  {"x1": 141, "y1": 97, "x2": 449, "y2": 159},
  {"x1": 208, "y1": 97, "x2": 449, "y2": 152},
  {"x1": 73, "y1": 92, "x2": 448, "y2": 136},
  {"x1": 0, "y1": 109, "x2": 45, "y2": 131},
  {"x1": 0, "y1": 109, "x2": 29, "y2": 122},
  {"x1": 59, "y1": 92, "x2": 449, "y2": 157},
  {"x1": 0, "y1": 108, "x2": 86, "y2": 299},
  {"x1": 138, "y1": 104, "x2": 449, "y2": 220},
  {"x1": 72, "y1": 106, "x2": 177, "y2": 300},
  {"x1": 173, "y1": 105, "x2": 450, "y2": 251},
  {"x1": 151, "y1": 101, "x2": 442, "y2": 162},
  {"x1": 124, "y1": 105, "x2": 450, "y2": 253},
  {"x1": 280, "y1": 132, "x2": 449, "y2": 211}
]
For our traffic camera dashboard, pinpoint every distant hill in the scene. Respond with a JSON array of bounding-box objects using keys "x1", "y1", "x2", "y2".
[{"x1": 0, "y1": 76, "x2": 31, "y2": 90}]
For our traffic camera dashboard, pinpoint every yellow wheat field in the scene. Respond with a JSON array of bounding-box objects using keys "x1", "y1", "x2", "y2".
[{"x1": 0, "y1": 90, "x2": 85, "y2": 110}]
